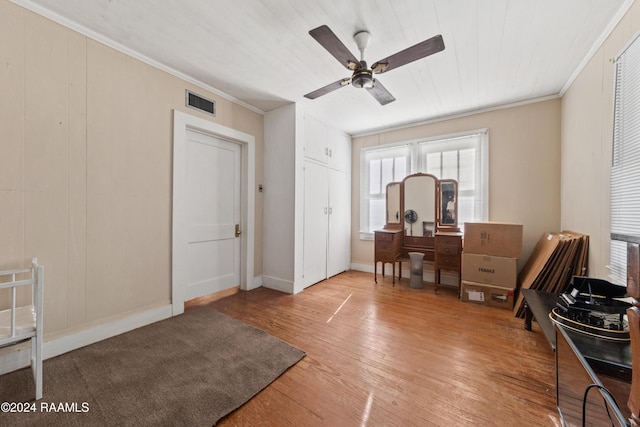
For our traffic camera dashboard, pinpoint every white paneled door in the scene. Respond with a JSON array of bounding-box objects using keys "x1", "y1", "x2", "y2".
[{"x1": 184, "y1": 129, "x2": 241, "y2": 300}]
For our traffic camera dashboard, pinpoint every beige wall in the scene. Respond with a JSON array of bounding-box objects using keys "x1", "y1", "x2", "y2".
[
  {"x1": 561, "y1": 2, "x2": 640, "y2": 281},
  {"x1": 0, "y1": 1, "x2": 263, "y2": 337},
  {"x1": 351, "y1": 99, "x2": 562, "y2": 273}
]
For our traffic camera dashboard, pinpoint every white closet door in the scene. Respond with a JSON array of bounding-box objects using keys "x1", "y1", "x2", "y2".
[
  {"x1": 327, "y1": 127, "x2": 350, "y2": 172},
  {"x1": 328, "y1": 168, "x2": 350, "y2": 277},
  {"x1": 303, "y1": 160, "x2": 328, "y2": 288},
  {"x1": 303, "y1": 114, "x2": 328, "y2": 164}
]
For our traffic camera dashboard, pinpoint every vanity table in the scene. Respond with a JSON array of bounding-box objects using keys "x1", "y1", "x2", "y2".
[{"x1": 374, "y1": 173, "x2": 463, "y2": 291}]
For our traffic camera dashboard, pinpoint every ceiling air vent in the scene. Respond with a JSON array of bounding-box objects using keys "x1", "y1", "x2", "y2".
[{"x1": 185, "y1": 89, "x2": 215, "y2": 116}]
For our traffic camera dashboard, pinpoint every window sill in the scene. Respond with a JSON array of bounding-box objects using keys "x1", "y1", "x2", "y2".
[{"x1": 360, "y1": 232, "x2": 374, "y2": 241}]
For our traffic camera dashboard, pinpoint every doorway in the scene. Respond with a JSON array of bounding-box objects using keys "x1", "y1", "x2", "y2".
[{"x1": 172, "y1": 110, "x2": 256, "y2": 315}]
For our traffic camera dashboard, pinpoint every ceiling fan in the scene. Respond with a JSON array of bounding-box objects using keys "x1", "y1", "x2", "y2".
[{"x1": 304, "y1": 25, "x2": 445, "y2": 105}]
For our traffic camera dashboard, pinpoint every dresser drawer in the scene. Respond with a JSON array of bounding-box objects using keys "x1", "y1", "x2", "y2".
[
  {"x1": 404, "y1": 235, "x2": 434, "y2": 247},
  {"x1": 375, "y1": 232, "x2": 394, "y2": 242},
  {"x1": 437, "y1": 253, "x2": 460, "y2": 269},
  {"x1": 437, "y1": 234, "x2": 461, "y2": 245},
  {"x1": 376, "y1": 240, "x2": 395, "y2": 253},
  {"x1": 437, "y1": 243, "x2": 461, "y2": 256}
]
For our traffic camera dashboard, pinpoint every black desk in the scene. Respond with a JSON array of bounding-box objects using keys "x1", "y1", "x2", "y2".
[
  {"x1": 522, "y1": 288, "x2": 560, "y2": 350},
  {"x1": 556, "y1": 324, "x2": 632, "y2": 426},
  {"x1": 522, "y1": 289, "x2": 633, "y2": 424},
  {"x1": 521, "y1": 288, "x2": 632, "y2": 383}
]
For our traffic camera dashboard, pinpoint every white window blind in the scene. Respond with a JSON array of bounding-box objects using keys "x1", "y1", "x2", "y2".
[
  {"x1": 360, "y1": 130, "x2": 488, "y2": 239},
  {"x1": 610, "y1": 32, "x2": 640, "y2": 286}
]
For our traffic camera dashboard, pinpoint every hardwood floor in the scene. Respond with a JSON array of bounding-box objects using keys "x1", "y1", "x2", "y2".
[{"x1": 188, "y1": 270, "x2": 561, "y2": 426}]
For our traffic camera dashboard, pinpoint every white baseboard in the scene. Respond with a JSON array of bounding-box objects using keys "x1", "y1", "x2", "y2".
[
  {"x1": 350, "y1": 263, "x2": 373, "y2": 273},
  {"x1": 261, "y1": 275, "x2": 294, "y2": 294},
  {"x1": 0, "y1": 304, "x2": 172, "y2": 376},
  {"x1": 245, "y1": 275, "x2": 262, "y2": 291}
]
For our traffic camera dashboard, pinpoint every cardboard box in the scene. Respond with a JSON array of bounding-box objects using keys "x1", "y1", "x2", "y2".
[
  {"x1": 464, "y1": 222, "x2": 523, "y2": 258},
  {"x1": 461, "y1": 253, "x2": 518, "y2": 288},
  {"x1": 461, "y1": 280, "x2": 515, "y2": 310}
]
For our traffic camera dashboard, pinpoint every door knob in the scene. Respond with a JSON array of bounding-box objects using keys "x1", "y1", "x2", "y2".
[{"x1": 235, "y1": 224, "x2": 241, "y2": 237}]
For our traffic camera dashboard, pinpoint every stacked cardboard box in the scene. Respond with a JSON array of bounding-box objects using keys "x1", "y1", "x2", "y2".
[{"x1": 461, "y1": 222, "x2": 523, "y2": 310}]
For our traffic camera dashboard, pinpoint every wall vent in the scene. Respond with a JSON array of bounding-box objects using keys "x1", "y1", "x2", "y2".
[{"x1": 185, "y1": 90, "x2": 216, "y2": 116}]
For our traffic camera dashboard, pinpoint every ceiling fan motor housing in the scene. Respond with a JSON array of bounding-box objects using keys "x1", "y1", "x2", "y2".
[{"x1": 352, "y1": 61, "x2": 374, "y2": 88}]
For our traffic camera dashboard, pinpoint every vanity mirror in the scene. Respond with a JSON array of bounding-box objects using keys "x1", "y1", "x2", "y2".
[
  {"x1": 438, "y1": 179, "x2": 460, "y2": 232},
  {"x1": 384, "y1": 182, "x2": 402, "y2": 229},
  {"x1": 402, "y1": 173, "x2": 437, "y2": 237}
]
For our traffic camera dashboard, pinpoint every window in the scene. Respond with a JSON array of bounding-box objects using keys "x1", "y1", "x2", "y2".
[
  {"x1": 610, "y1": 33, "x2": 640, "y2": 286},
  {"x1": 360, "y1": 130, "x2": 489, "y2": 239},
  {"x1": 361, "y1": 144, "x2": 411, "y2": 234}
]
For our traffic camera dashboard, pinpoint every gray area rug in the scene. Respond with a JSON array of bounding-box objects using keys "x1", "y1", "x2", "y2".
[{"x1": 0, "y1": 308, "x2": 305, "y2": 426}]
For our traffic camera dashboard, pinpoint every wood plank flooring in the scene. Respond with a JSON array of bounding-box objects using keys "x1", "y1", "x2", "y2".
[{"x1": 187, "y1": 270, "x2": 560, "y2": 426}]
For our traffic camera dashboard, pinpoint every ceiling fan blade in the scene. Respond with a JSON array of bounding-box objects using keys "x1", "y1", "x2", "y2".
[
  {"x1": 309, "y1": 25, "x2": 359, "y2": 70},
  {"x1": 304, "y1": 78, "x2": 351, "y2": 99},
  {"x1": 366, "y1": 79, "x2": 395, "y2": 105},
  {"x1": 372, "y1": 34, "x2": 445, "y2": 74}
]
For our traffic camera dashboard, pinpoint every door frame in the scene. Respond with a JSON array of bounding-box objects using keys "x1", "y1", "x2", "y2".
[{"x1": 172, "y1": 109, "x2": 256, "y2": 315}]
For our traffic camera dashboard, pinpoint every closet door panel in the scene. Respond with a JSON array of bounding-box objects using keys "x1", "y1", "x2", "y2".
[
  {"x1": 303, "y1": 160, "x2": 328, "y2": 288},
  {"x1": 327, "y1": 127, "x2": 350, "y2": 172},
  {"x1": 303, "y1": 114, "x2": 328, "y2": 164},
  {"x1": 328, "y1": 168, "x2": 350, "y2": 277}
]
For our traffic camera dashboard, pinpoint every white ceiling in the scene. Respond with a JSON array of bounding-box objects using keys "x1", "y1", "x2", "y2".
[{"x1": 15, "y1": 0, "x2": 631, "y2": 135}]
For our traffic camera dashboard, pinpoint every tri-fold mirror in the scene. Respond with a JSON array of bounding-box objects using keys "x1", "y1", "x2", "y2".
[{"x1": 383, "y1": 173, "x2": 459, "y2": 233}]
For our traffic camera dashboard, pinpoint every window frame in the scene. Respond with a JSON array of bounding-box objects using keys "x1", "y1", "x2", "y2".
[
  {"x1": 360, "y1": 129, "x2": 489, "y2": 240},
  {"x1": 609, "y1": 31, "x2": 640, "y2": 287}
]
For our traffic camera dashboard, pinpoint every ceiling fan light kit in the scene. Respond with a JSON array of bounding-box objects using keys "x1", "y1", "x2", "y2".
[
  {"x1": 305, "y1": 25, "x2": 445, "y2": 105},
  {"x1": 352, "y1": 67, "x2": 374, "y2": 88}
]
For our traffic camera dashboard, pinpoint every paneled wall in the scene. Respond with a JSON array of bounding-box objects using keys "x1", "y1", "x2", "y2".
[{"x1": 0, "y1": 1, "x2": 263, "y2": 338}]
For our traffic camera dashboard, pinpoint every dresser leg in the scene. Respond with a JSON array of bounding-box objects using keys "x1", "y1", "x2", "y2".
[
  {"x1": 374, "y1": 262, "x2": 377, "y2": 284},
  {"x1": 392, "y1": 263, "x2": 396, "y2": 286}
]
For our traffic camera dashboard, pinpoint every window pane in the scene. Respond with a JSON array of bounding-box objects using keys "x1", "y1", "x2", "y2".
[
  {"x1": 441, "y1": 151, "x2": 458, "y2": 179},
  {"x1": 458, "y1": 195, "x2": 475, "y2": 225},
  {"x1": 458, "y1": 148, "x2": 475, "y2": 192},
  {"x1": 369, "y1": 159, "x2": 380, "y2": 194},
  {"x1": 381, "y1": 158, "x2": 394, "y2": 190},
  {"x1": 394, "y1": 157, "x2": 407, "y2": 181},
  {"x1": 369, "y1": 198, "x2": 386, "y2": 232},
  {"x1": 425, "y1": 152, "x2": 441, "y2": 176}
]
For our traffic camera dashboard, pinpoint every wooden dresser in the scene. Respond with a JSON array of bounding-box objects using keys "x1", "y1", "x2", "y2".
[
  {"x1": 375, "y1": 230, "x2": 463, "y2": 292},
  {"x1": 374, "y1": 229, "x2": 402, "y2": 284}
]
